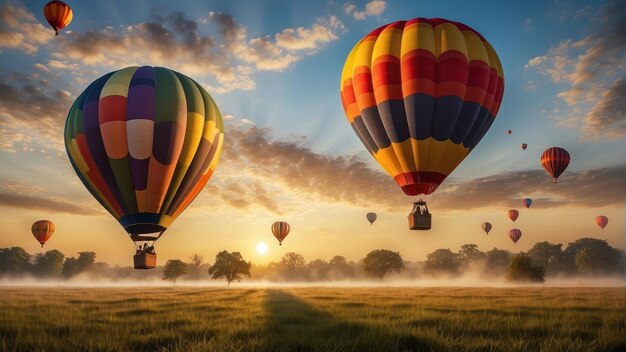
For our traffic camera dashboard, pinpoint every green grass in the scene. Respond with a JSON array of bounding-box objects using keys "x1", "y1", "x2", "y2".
[{"x1": 0, "y1": 287, "x2": 624, "y2": 351}]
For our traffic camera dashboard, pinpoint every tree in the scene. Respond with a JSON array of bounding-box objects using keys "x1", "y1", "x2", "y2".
[
  {"x1": 162, "y1": 259, "x2": 187, "y2": 284},
  {"x1": 61, "y1": 252, "x2": 96, "y2": 278},
  {"x1": 362, "y1": 249, "x2": 404, "y2": 280},
  {"x1": 280, "y1": 252, "x2": 306, "y2": 280},
  {"x1": 527, "y1": 242, "x2": 568, "y2": 276},
  {"x1": 424, "y1": 249, "x2": 460, "y2": 275},
  {"x1": 328, "y1": 255, "x2": 356, "y2": 279},
  {"x1": 188, "y1": 254, "x2": 205, "y2": 279},
  {"x1": 0, "y1": 247, "x2": 31, "y2": 276},
  {"x1": 506, "y1": 253, "x2": 545, "y2": 283},
  {"x1": 459, "y1": 244, "x2": 486, "y2": 263},
  {"x1": 208, "y1": 251, "x2": 251, "y2": 286},
  {"x1": 32, "y1": 250, "x2": 65, "y2": 277},
  {"x1": 564, "y1": 238, "x2": 622, "y2": 275},
  {"x1": 307, "y1": 259, "x2": 329, "y2": 281},
  {"x1": 484, "y1": 248, "x2": 511, "y2": 276}
]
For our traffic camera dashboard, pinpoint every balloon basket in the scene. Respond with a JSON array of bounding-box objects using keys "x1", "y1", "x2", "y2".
[
  {"x1": 408, "y1": 200, "x2": 431, "y2": 230},
  {"x1": 134, "y1": 253, "x2": 157, "y2": 269}
]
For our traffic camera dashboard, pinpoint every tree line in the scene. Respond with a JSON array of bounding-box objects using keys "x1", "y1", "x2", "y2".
[{"x1": 0, "y1": 237, "x2": 623, "y2": 284}]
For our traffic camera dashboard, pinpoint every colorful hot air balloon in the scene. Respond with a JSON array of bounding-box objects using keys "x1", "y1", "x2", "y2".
[
  {"x1": 506, "y1": 130, "x2": 512, "y2": 135},
  {"x1": 43, "y1": 1, "x2": 73, "y2": 36},
  {"x1": 271, "y1": 221, "x2": 290, "y2": 245},
  {"x1": 366, "y1": 212, "x2": 377, "y2": 225},
  {"x1": 509, "y1": 228, "x2": 522, "y2": 243},
  {"x1": 64, "y1": 66, "x2": 224, "y2": 268},
  {"x1": 481, "y1": 221, "x2": 492, "y2": 235},
  {"x1": 522, "y1": 198, "x2": 532, "y2": 208},
  {"x1": 541, "y1": 147, "x2": 570, "y2": 183},
  {"x1": 340, "y1": 18, "x2": 504, "y2": 230},
  {"x1": 508, "y1": 209, "x2": 519, "y2": 222},
  {"x1": 521, "y1": 143, "x2": 527, "y2": 151},
  {"x1": 31, "y1": 220, "x2": 55, "y2": 248},
  {"x1": 596, "y1": 216, "x2": 608, "y2": 230}
]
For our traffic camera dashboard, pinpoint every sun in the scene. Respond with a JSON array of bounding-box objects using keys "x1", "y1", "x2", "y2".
[{"x1": 256, "y1": 242, "x2": 268, "y2": 255}]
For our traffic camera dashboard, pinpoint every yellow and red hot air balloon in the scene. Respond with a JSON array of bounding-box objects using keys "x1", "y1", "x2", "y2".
[
  {"x1": 32, "y1": 220, "x2": 55, "y2": 247},
  {"x1": 340, "y1": 18, "x2": 504, "y2": 230},
  {"x1": 271, "y1": 221, "x2": 290, "y2": 245},
  {"x1": 43, "y1": 1, "x2": 73, "y2": 36},
  {"x1": 596, "y1": 216, "x2": 608, "y2": 230},
  {"x1": 508, "y1": 209, "x2": 519, "y2": 222},
  {"x1": 541, "y1": 147, "x2": 570, "y2": 183},
  {"x1": 65, "y1": 66, "x2": 224, "y2": 269}
]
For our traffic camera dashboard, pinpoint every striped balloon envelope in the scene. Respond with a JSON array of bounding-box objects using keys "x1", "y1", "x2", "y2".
[
  {"x1": 32, "y1": 220, "x2": 55, "y2": 247},
  {"x1": 43, "y1": 1, "x2": 73, "y2": 36},
  {"x1": 541, "y1": 147, "x2": 570, "y2": 183},
  {"x1": 271, "y1": 221, "x2": 290, "y2": 245},
  {"x1": 340, "y1": 18, "x2": 504, "y2": 196},
  {"x1": 64, "y1": 66, "x2": 224, "y2": 241},
  {"x1": 509, "y1": 228, "x2": 522, "y2": 244}
]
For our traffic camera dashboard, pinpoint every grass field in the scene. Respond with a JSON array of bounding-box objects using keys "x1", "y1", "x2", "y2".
[{"x1": 0, "y1": 287, "x2": 624, "y2": 352}]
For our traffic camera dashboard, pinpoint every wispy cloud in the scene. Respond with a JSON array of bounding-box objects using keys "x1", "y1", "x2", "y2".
[
  {"x1": 526, "y1": 0, "x2": 625, "y2": 139},
  {"x1": 0, "y1": 1, "x2": 51, "y2": 54},
  {"x1": 0, "y1": 182, "x2": 103, "y2": 216},
  {"x1": 344, "y1": 1, "x2": 387, "y2": 21}
]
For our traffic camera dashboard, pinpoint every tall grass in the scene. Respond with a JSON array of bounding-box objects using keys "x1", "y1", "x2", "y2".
[{"x1": 0, "y1": 287, "x2": 623, "y2": 351}]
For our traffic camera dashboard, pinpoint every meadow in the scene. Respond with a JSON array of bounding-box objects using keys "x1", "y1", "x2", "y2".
[{"x1": 0, "y1": 287, "x2": 623, "y2": 352}]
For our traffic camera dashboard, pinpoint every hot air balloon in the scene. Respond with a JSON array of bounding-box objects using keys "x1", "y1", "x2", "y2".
[
  {"x1": 522, "y1": 198, "x2": 532, "y2": 208},
  {"x1": 541, "y1": 147, "x2": 570, "y2": 183},
  {"x1": 31, "y1": 220, "x2": 55, "y2": 248},
  {"x1": 43, "y1": 1, "x2": 73, "y2": 36},
  {"x1": 366, "y1": 212, "x2": 377, "y2": 225},
  {"x1": 506, "y1": 130, "x2": 512, "y2": 135},
  {"x1": 521, "y1": 143, "x2": 527, "y2": 151},
  {"x1": 508, "y1": 209, "x2": 519, "y2": 222},
  {"x1": 340, "y1": 18, "x2": 504, "y2": 230},
  {"x1": 481, "y1": 221, "x2": 492, "y2": 235},
  {"x1": 596, "y1": 216, "x2": 608, "y2": 230},
  {"x1": 509, "y1": 229, "x2": 522, "y2": 243},
  {"x1": 64, "y1": 66, "x2": 224, "y2": 269},
  {"x1": 271, "y1": 221, "x2": 290, "y2": 245}
]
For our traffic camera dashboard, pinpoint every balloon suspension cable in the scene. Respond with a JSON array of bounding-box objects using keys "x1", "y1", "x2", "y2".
[{"x1": 152, "y1": 229, "x2": 167, "y2": 246}]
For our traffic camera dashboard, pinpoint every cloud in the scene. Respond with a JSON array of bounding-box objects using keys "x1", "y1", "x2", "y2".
[
  {"x1": 526, "y1": 0, "x2": 625, "y2": 139},
  {"x1": 0, "y1": 1, "x2": 51, "y2": 54},
  {"x1": 0, "y1": 181, "x2": 103, "y2": 216},
  {"x1": 275, "y1": 16, "x2": 344, "y2": 50},
  {"x1": 199, "y1": 125, "x2": 625, "y2": 215},
  {"x1": 344, "y1": 1, "x2": 387, "y2": 21},
  {"x1": 581, "y1": 78, "x2": 625, "y2": 139}
]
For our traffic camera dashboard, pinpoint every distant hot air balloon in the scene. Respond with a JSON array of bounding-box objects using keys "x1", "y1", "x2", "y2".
[
  {"x1": 340, "y1": 18, "x2": 504, "y2": 230},
  {"x1": 508, "y1": 209, "x2": 519, "y2": 222},
  {"x1": 271, "y1": 221, "x2": 290, "y2": 245},
  {"x1": 596, "y1": 216, "x2": 608, "y2": 230},
  {"x1": 509, "y1": 229, "x2": 522, "y2": 243},
  {"x1": 43, "y1": 1, "x2": 73, "y2": 36},
  {"x1": 64, "y1": 66, "x2": 224, "y2": 269},
  {"x1": 522, "y1": 198, "x2": 532, "y2": 209},
  {"x1": 506, "y1": 130, "x2": 512, "y2": 135},
  {"x1": 541, "y1": 147, "x2": 570, "y2": 183},
  {"x1": 32, "y1": 220, "x2": 55, "y2": 248},
  {"x1": 366, "y1": 212, "x2": 377, "y2": 225},
  {"x1": 481, "y1": 222, "x2": 492, "y2": 235},
  {"x1": 521, "y1": 143, "x2": 527, "y2": 151}
]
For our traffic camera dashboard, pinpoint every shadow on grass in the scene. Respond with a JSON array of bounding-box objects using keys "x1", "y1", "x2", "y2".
[{"x1": 260, "y1": 290, "x2": 446, "y2": 352}]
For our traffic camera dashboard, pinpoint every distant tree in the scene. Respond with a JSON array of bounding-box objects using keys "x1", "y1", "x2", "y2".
[
  {"x1": 0, "y1": 247, "x2": 32, "y2": 276},
  {"x1": 458, "y1": 244, "x2": 486, "y2": 263},
  {"x1": 485, "y1": 248, "x2": 511, "y2": 276},
  {"x1": 424, "y1": 249, "x2": 460, "y2": 275},
  {"x1": 188, "y1": 254, "x2": 205, "y2": 279},
  {"x1": 32, "y1": 250, "x2": 65, "y2": 277},
  {"x1": 61, "y1": 252, "x2": 96, "y2": 278},
  {"x1": 208, "y1": 251, "x2": 251, "y2": 286},
  {"x1": 362, "y1": 249, "x2": 404, "y2": 280},
  {"x1": 328, "y1": 255, "x2": 356, "y2": 279},
  {"x1": 307, "y1": 259, "x2": 329, "y2": 281},
  {"x1": 163, "y1": 259, "x2": 187, "y2": 284},
  {"x1": 564, "y1": 238, "x2": 622, "y2": 275},
  {"x1": 506, "y1": 253, "x2": 545, "y2": 283},
  {"x1": 280, "y1": 252, "x2": 306, "y2": 280},
  {"x1": 527, "y1": 242, "x2": 568, "y2": 276}
]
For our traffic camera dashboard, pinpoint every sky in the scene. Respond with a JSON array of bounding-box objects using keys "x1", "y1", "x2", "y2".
[{"x1": 0, "y1": 0, "x2": 624, "y2": 266}]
